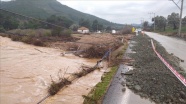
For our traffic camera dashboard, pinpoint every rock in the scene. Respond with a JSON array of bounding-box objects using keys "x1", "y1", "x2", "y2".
[
  {"x1": 126, "y1": 82, "x2": 131, "y2": 86},
  {"x1": 134, "y1": 85, "x2": 141, "y2": 91},
  {"x1": 122, "y1": 87, "x2": 126, "y2": 92},
  {"x1": 121, "y1": 81, "x2": 125, "y2": 86},
  {"x1": 180, "y1": 91, "x2": 186, "y2": 99},
  {"x1": 179, "y1": 98, "x2": 186, "y2": 103}
]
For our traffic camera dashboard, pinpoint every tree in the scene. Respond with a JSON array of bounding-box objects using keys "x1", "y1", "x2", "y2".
[
  {"x1": 182, "y1": 16, "x2": 186, "y2": 26},
  {"x1": 3, "y1": 18, "x2": 19, "y2": 30},
  {"x1": 51, "y1": 27, "x2": 63, "y2": 37},
  {"x1": 24, "y1": 20, "x2": 42, "y2": 29},
  {"x1": 167, "y1": 12, "x2": 179, "y2": 30},
  {"x1": 98, "y1": 24, "x2": 104, "y2": 30},
  {"x1": 69, "y1": 24, "x2": 79, "y2": 31},
  {"x1": 152, "y1": 16, "x2": 167, "y2": 31},
  {"x1": 106, "y1": 26, "x2": 112, "y2": 32},
  {"x1": 79, "y1": 18, "x2": 90, "y2": 29},
  {"x1": 46, "y1": 15, "x2": 73, "y2": 28},
  {"x1": 143, "y1": 21, "x2": 149, "y2": 29},
  {"x1": 92, "y1": 20, "x2": 98, "y2": 31},
  {"x1": 0, "y1": 12, "x2": 19, "y2": 30}
]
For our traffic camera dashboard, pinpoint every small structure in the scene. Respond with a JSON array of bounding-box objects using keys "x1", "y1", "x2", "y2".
[
  {"x1": 77, "y1": 27, "x2": 89, "y2": 33},
  {"x1": 112, "y1": 30, "x2": 116, "y2": 34},
  {"x1": 97, "y1": 31, "x2": 101, "y2": 34}
]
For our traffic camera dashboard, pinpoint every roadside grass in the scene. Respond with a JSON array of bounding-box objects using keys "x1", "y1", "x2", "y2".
[
  {"x1": 156, "y1": 26, "x2": 186, "y2": 40},
  {"x1": 83, "y1": 43, "x2": 128, "y2": 104},
  {"x1": 83, "y1": 66, "x2": 118, "y2": 104},
  {"x1": 157, "y1": 26, "x2": 186, "y2": 34}
]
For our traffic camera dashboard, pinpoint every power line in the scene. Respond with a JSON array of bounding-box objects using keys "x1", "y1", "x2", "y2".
[{"x1": 0, "y1": 8, "x2": 65, "y2": 29}]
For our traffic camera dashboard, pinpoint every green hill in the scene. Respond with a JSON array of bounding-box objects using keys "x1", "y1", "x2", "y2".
[{"x1": 1, "y1": 0, "x2": 123, "y2": 28}]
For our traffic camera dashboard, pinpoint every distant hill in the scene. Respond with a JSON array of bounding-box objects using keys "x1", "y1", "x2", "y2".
[{"x1": 1, "y1": 0, "x2": 123, "y2": 29}]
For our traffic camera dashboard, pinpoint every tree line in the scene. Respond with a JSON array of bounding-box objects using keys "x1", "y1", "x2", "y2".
[
  {"x1": 143, "y1": 12, "x2": 186, "y2": 31},
  {"x1": 0, "y1": 10, "x2": 112, "y2": 33}
]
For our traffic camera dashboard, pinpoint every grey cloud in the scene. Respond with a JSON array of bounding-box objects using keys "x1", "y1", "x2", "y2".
[{"x1": 58, "y1": 0, "x2": 186, "y2": 24}]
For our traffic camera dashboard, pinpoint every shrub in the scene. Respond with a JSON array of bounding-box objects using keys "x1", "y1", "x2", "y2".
[
  {"x1": 11, "y1": 35, "x2": 21, "y2": 41},
  {"x1": 0, "y1": 26, "x2": 5, "y2": 33},
  {"x1": 62, "y1": 29, "x2": 72, "y2": 37},
  {"x1": 33, "y1": 39, "x2": 44, "y2": 46},
  {"x1": 120, "y1": 25, "x2": 133, "y2": 35},
  {"x1": 21, "y1": 36, "x2": 33, "y2": 44},
  {"x1": 51, "y1": 27, "x2": 63, "y2": 37}
]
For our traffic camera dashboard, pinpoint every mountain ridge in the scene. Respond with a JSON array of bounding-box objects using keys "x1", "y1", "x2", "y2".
[{"x1": 1, "y1": 0, "x2": 123, "y2": 28}]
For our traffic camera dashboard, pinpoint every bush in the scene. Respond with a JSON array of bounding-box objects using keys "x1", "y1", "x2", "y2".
[
  {"x1": 33, "y1": 39, "x2": 45, "y2": 46},
  {"x1": 0, "y1": 26, "x2": 5, "y2": 33},
  {"x1": 62, "y1": 29, "x2": 72, "y2": 37},
  {"x1": 120, "y1": 25, "x2": 132, "y2": 35},
  {"x1": 11, "y1": 35, "x2": 21, "y2": 41},
  {"x1": 21, "y1": 36, "x2": 33, "y2": 44},
  {"x1": 51, "y1": 27, "x2": 63, "y2": 37}
]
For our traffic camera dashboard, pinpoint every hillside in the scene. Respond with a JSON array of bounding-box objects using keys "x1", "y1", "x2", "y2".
[{"x1": 1, "y1": 0, "x2": 123, "y2": 28}]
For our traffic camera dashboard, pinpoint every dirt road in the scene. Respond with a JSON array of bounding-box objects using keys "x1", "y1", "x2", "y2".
[
  {"x1": 146, "y1": 32, "x2": 186, "y2": 71},
  {"x1": 0, "y1": 36, "x2": 106, "y2": 104}
]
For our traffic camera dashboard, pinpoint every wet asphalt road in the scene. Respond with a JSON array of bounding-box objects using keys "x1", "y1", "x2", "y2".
[
  {"x1": 102, "y1": 41, "x2": 154, "y2": 104},
  {"x1": 145, "y1": 32, "x2": 186, "y2": 71}
]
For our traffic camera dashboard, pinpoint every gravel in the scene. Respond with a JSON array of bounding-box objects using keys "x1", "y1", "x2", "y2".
[{"x1": 125, "y1": 34, "x2": 186, "y2": 104}]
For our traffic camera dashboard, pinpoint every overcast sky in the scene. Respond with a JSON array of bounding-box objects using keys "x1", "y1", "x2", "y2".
[
  {"x1": 57, "y1": 0, "x2": 186, "y2": 24},
  {"x1": 1, "y1": 0, "x2": 186, "y2": 24}
]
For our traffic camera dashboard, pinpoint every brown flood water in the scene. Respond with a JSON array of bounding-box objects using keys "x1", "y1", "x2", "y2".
[{"x1": 0, "y1": 36, "x2": 107, "y2": 104}]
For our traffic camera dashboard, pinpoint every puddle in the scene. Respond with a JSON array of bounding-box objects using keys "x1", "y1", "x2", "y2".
[
  {"x1": 121, "y1": 87, "x2": 154, "y2": 104},
  {"x1": 0, "y1": 36, "x2": 107, "y2": 104}
]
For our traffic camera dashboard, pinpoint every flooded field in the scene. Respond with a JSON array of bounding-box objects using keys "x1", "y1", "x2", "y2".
[{"x1": 0, "y1": 36, "x2": 107, "y2": 104}]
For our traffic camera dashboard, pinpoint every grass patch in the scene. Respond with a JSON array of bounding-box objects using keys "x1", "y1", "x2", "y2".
[
  {"x1": 83, "y1": 66, "x2": 118, "y2": 104},
  {"x1": 156, "y1": 26, "x2": 186, "y2": 40}
]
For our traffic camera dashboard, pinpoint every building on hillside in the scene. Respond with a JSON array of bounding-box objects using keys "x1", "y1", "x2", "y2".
[
  {"x1": 77, "y1": 27, "x2": 89, "y2": 33},
  {"x1": 112, "y1": 30, "x2": 116, "y2": 34}
]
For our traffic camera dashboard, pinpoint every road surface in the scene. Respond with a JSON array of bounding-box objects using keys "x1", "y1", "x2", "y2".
[
  {"x1": 102, "y1": 42, "x2": 154, "y2": 104},
  {"x1": 145, "y1": 32, "x2": 186, "y2": 71}
]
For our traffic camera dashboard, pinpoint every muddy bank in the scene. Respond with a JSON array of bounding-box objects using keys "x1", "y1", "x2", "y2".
[
  {"x1": 0, "y1": 36, "x2": 107, "y2": 104},
  {"x1": 126, "y1": 34, "x2": 186, "y2": 104}
]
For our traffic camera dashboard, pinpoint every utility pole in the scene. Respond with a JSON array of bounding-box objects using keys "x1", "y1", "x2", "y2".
[
  {"x1": 170, "y1": 0, "x2": 184, "y2": 37},
  {"x1": 179, "y1": 0, "x2": 184, "y2": 37},
  {"x1": 149, "y1": 12, "x2": 156, "y2": 32}
]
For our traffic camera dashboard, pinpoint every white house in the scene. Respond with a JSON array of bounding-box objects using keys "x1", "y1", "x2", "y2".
[
  {"x1": 112, "y1": 30, "x2": 116, "y2": 34},
  {"x1": 77, "y1": 27, "x2": 89, "y2": 33}
]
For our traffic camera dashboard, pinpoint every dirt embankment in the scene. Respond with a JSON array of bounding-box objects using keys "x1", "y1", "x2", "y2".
[
  {"x1": 0, "y1": 31, "x2": 129, "y2": 58},
  {"x1": 125, "y1": 34, "x2": 186, "y2": 104}
]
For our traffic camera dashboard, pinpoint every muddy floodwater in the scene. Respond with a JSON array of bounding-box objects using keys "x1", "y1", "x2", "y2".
[
  {"x1": 0, "y1": 36, "x2": 107, "y2": 104},
  {"x1": 146, "y1": 32, "x2": 186, "y2": 71}
]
